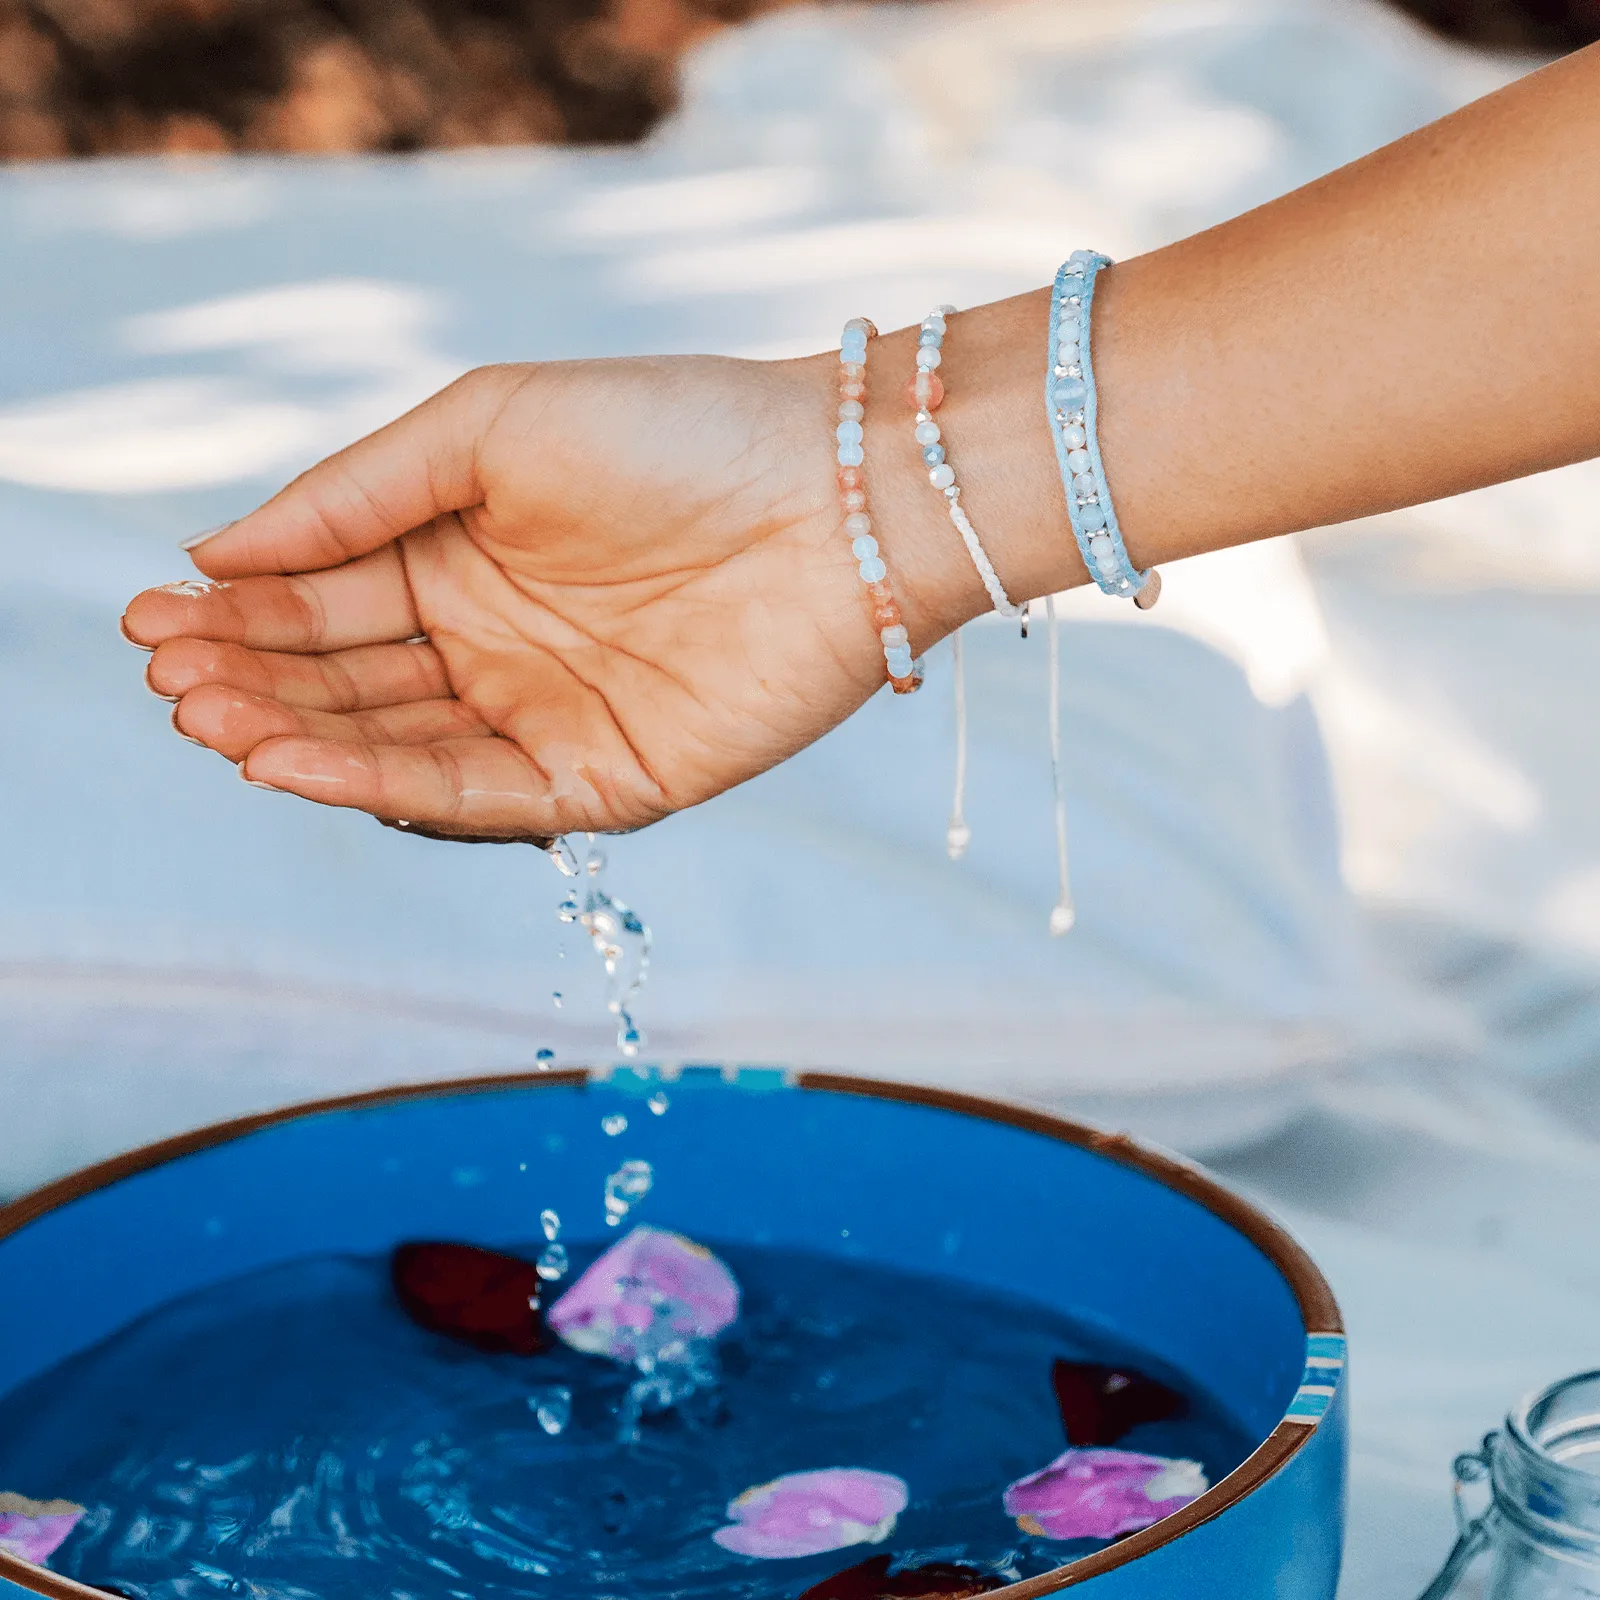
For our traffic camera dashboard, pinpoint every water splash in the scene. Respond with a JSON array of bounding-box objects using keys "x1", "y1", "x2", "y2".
[
  {"x1": 545, "y1": 835, "x2": 652, "y2": 1059},
  {"x1": 536, "y1": 1244, "x2": 569, "y2": 1282},
  {"x1": 540, "y1": 1210, "x2": 561, "y2": 1242},
  {"x1": 535, "y1": 1048, "x2": 555, "y2": 1069},
  {"x1": 527, "y1": 1386, "x2": 572, "y2": 1436},
  {"x1": 604, "y1": 1160, "x2": 654, "y2": 1228},
  {"x1": 601, "y1": 1114, "x2": 627, "y2": 1138},
  {"x1": 647, "y1": 1092, "x2": 670, "y2": 1117}
]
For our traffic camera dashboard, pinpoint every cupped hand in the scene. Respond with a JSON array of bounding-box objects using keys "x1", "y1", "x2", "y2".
[{"x1": 122, "y1": 349, "x2": 969, "y2": 839}]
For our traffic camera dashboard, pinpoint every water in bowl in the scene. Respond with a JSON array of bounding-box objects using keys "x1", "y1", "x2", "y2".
[{"x1": 0, "y1": 1244, "x2": 1254, "y2": 1600}]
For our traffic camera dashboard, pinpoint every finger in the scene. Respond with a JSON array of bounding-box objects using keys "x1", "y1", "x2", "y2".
[
  {"x1": 173, "y1": 685, "x2": 491, "y2": 764},
  {"x1": 238, "y1": 734, "x2": 650, "y2": 837},
  {"x1": 148, "y1": 637, "x2": 451, "y2": 713},
  {"x1": 180, "y1": 366, "x2": 526, "y2": 579},
  {"x1": 122, "y1": 546, "x2": 418, "y2": 652}
]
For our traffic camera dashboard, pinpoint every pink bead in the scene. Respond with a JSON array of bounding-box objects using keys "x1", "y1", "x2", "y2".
[
  {"x1": 842, "y1": 363, "x2": 864, "y2": 381},
  {"x1": 909, "y1": 373, "x2": 945, "y2": 411},
  {"x1": 843, "y1": 490, "x2": 867, "y2": 512},
  {"x1": 837, "y1": 467, "x2": 862, "y2": 492},
  {"x1": 867, "y1": 581, "x2": 894, "y2": 606},
  {"x1": 841, "y1": 382, "x2": 865, "y2": 402}
]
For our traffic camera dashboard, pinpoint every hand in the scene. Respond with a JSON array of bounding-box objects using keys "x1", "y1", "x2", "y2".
[{"x1": 122, "y1": 350, "x2": 976, "y2": 839}]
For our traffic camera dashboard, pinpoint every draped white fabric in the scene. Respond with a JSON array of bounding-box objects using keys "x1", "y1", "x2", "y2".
[{"x1": 3, "y1": 2, "x2": 1600, "y2": 1593}]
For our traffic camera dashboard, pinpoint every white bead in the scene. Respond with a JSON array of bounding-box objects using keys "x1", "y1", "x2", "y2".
[
  {"x1": 838, "y1": 399, "x2": 864, "y2": 422},
  {"x1": 914, "y1": 420, "x2": 941, "y2": 446},
  {"x1": 837, "y1": 443, "x2": 864, "y2": 467},
  {"x1": 859, "y1": 555, "x2": 887, "y2": 583},
  {"x1": 1056, "y1": 339, "x2": 1080, "y2": 362},
  {"x1": 836, "y1": 420, "x2": 863, "y2": 446},
  {"x1": 1066, "y1": 449, "x2": 1092, "y2": 474},
  {"x1": 935, "y1": 303, "x2": 957, "y2": 315},
  {"x1": 1073, "y1": 471, "x2": 1097, "y2": 497},
  {"x1": 916, "y1": 347, "x2": 942, "y2": 370},
  {"x1": 919, "y1": 329, "x2": 942, "y2": 347},
  {"x1": 844, "y1": 512, "x2": 872, "y2": 539},
  {"x1": 928, "y1": 463, "x2": 955, "y2": 490},
  {"x1": 843, "y1": 317, "x2": 872, "y2": 336},
  {"x1": 1061, "y1": 423, "x2": 1087, "y2": 449},
  {"x1": 1088, "y1": 534, "x2": 1114, "y2": 560},
  {"x1": 944, "y1": 484, "x2": 960, "y2": 499},
  {"x1": 852, "y1": 534, "x2": 878, "y2": 560},
  {"x1": 880, "y1": 623, "x2": 908, "y2": 647}
]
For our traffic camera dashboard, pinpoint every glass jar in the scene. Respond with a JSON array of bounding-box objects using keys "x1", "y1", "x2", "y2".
[{"x1": 1421, "y1": 1372, "x2": 1600, "y2": 1598}]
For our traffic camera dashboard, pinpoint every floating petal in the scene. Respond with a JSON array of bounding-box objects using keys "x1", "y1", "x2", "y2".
[
  {"x1": 713, "y1": 1468, "x2": 908, "y2": 1560},
  {"x1": 1003, "y1": 1448, "x2": 1207, "y2": 1542},
  {"x1": 548, "y1": 1225, "x2": 738, "y2": 1359},
  {"x1": 1051, "y1": 1359, "x2": 1185, "y2": 1446},
  {"x1": 391, "y1": 1241, "x2": 545, "y2": 1355},
  {"x1": 0, "y1": 1494, "x2": 85, "y2": 1566},
  {"x1": 798, "y1": 1553, "x2": 1003, "y2": 1599}
]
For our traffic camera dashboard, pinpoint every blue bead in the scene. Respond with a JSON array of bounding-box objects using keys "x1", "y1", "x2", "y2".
[
  {"x1": 1054, "y1": 378, "x2": 1087, "y2": 408},
  {"x1": 858, "y1": 555, "x2": 887, "y2": 583},
  {"x1": 1078, "y1": 504, "x2": 1107, "y2": 533},
  {"x1": 922, "y1": 444, "x2": 946, "y2": 467},
  {"x1": 837, "y1": 443, "x2": 864, "y2": 468},
  {"x1": 885, "y1": 648, "x2": 914, "y2": 675},
  {"x1": 851, "y1": 535, "x2": 878, "y2": 560},
  {"x1": 836, "y1": 420, "x2": 863, "y2": 446}
]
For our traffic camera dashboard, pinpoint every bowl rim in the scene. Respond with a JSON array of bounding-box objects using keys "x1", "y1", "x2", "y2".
[{"x1": 0, "y1": 1067, "x2": 1343, "y2": 1600}]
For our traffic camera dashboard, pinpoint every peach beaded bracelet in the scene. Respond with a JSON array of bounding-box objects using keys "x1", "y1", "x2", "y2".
[{"x1": 837, "y1": 316, "x2": 922, "y2": 694}]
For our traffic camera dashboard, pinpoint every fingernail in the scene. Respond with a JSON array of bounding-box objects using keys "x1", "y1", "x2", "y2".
[
  {"x1": 143, "y1": 660, "x2": 179, "y2": 703},
  {"x1": 119, "y1": 614, "x2": 154, "y2": 652},
  {"x1": 181, "y1": 523, "x2": 232, "y2": 552},
  {"x1": 238, "y1": 761, "x2": 283, "y2": 793},
  {"x1": 169, "y1": 704, "x2": 205, "y2": 748}
]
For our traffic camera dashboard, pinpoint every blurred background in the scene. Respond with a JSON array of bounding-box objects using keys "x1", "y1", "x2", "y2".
[{"x1": 4, "y1": 0, "x2": 1600, "y2": 1594}]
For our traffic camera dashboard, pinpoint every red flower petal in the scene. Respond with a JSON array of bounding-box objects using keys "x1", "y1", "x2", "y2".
[
  {"x1": 799, "y1": 1555, "x2": 1003, "y2": 1600},
  {"x1": 1051, "y1": 1359, "x2": 1184, "y2": 1447},
  {"x1": 391, "y1": 1241, "x2": 546, "y2": 1355}
]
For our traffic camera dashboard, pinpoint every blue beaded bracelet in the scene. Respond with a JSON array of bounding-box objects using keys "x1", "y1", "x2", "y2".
[{"x1": 1048, "y1": 252, "x2": 1160, "y2": 609}]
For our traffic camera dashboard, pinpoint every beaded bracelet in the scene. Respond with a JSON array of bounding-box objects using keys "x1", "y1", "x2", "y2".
[
  {"x1": 1049, "y1": 252, "x2": 1160, "y2": 610},
  {"x1": 910, "y1": 306, "x2": 1024, "y2": 622},
  {"x1": 837, "y1": 317, "x2": 923, "y2": 694}
]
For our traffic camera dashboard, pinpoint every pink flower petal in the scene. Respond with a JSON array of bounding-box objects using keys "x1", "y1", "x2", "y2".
[
  {"x1": 548, "y1": 1226, "x2": 740, "y2": 1359},
  {"x1": 1003, "y1": 1449, "x2": 1207, "y2": 1542},
  {"x1": 714, "y1": 1469, "x2": 909, "y2": 1560},
  {"x1": 0, "y1": 1494, "x2": 85, "y2": 1567}
]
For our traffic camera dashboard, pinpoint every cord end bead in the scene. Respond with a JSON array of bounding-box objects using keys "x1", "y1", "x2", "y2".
[{"x1": 1132, "y1": 568, "x2": 1162, "y2": 609}]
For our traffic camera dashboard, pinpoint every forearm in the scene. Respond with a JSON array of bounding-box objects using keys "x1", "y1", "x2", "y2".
[{"x1": 856, "y1": 40, "x2": 1600, "y2": 644}]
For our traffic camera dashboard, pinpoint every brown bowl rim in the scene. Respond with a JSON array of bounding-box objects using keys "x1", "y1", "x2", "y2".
[{"x1": 0, "y1": 1066, "x2": 1342, "y2": 1599}]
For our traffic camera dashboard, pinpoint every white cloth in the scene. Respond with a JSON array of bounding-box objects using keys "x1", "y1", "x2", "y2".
[{"x1": 4, "y1": 3, "x2": 1600, "y2": 1596}]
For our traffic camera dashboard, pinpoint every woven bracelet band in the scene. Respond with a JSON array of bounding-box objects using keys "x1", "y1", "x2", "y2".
[{"x1": 1048, "y1": 252, "x2": 1160, "y2": 610}]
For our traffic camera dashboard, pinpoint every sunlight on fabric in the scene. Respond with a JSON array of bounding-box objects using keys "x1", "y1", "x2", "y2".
[
  {"x1": 0, "y1": 280, "x2": 460, "y2": 493},
  {"x1": 557, "y1": 167, "x2": 821, "y2": 240}
]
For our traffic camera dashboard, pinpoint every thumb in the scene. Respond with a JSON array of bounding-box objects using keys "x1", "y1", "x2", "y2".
[{"x1": 187, "y1": 365, "x2": 527, "y2": 578}]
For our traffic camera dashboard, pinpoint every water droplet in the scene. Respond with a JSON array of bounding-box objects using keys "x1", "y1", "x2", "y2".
[
  {"x1": 602, "y1": 1114, "x2": 627, "y2": 1137},
  {"x1": 946, "y1": 821, "x2": 972, "y2": 861},
  {"x1": 585, "y1": 849, "x2": 607, "y2": 877},
  {"x1": 618, "y1": 1010, "x2": 644, "y2": 1057},
  {"x1": 536, "y1": 1242, "x2": 569, "y2": 1281},
  {"x1": 535, "y1": 1048, "x2": 556, "y2": 1068},
  {"x1": 551, "y1": 991, "x2": 563, "y2": 1009},
  {"x1": 556, "y1": 893, "x2": 580, "y2": 924},
  {"x1": 545, "y1": 838, "x2": 580, "y2": 877},
  {"x1": 1049, "y1": 900, "x2": 1076, "y2": 937},
  {"x1": 528, "y1": 1385, "x2": 572, "y2": 1435},
  {"x1": 647, "y1": 1091, "x2": 669, "y2": 1116},
  {"x1": 540, "y1": 1208, "x2": 560, "y2": 1241},
  {"x1": 603, "y1": 1159, "x2": 653, "y2": 1226}
]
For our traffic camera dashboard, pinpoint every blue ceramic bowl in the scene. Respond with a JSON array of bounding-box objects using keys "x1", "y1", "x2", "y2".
[{"x1": 0, "y1": 1069, "x2": 1345, "y2": 1599}]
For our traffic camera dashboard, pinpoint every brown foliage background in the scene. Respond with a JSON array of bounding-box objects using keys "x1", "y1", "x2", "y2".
[{"x1": 0, "y1": 0, "x2": 1595, "y2": 161}]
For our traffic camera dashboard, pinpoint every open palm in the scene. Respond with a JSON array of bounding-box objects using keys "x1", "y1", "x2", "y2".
[{"x1": 124, "y1": 353, "x2": 935, "y2": 840}]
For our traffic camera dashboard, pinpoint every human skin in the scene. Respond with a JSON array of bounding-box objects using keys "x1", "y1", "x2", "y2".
[{"x1": 121, "y1": 42, "x2": 1600, "y2": 840}]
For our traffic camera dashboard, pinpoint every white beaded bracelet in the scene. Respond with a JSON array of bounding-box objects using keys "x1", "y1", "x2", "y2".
[{"x1": 909, "y1": 306, "x2": 1024, "y2": 623}]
